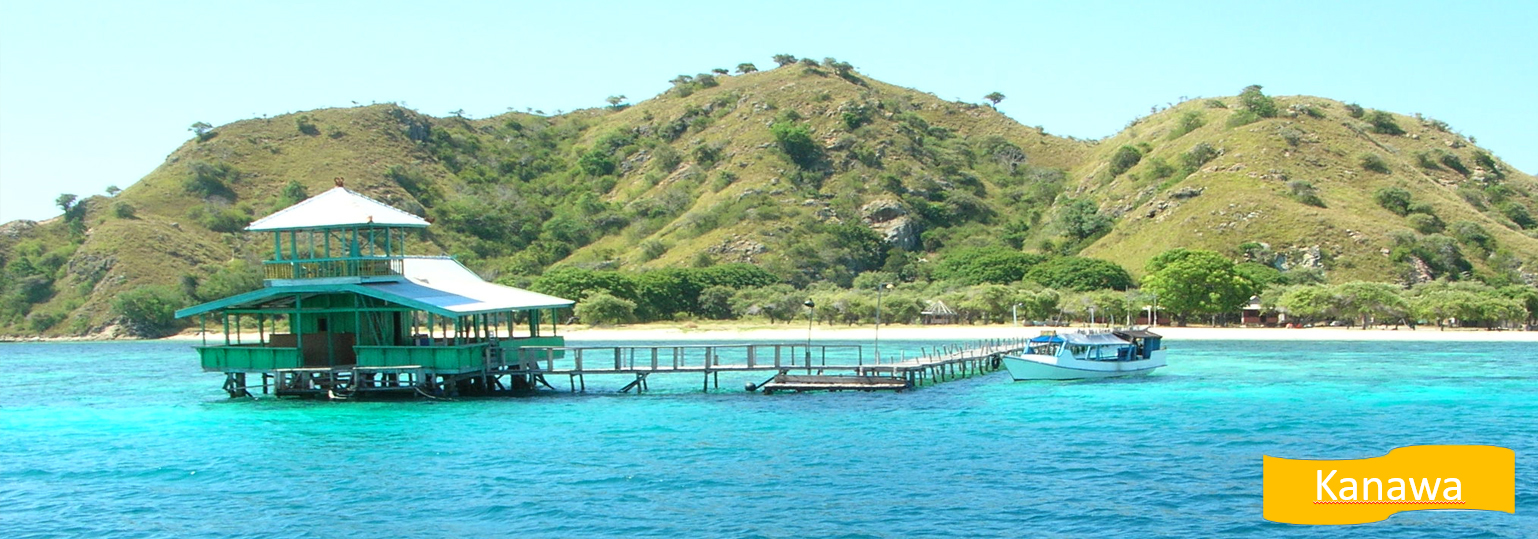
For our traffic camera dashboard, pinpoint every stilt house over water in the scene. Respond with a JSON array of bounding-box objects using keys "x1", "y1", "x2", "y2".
[{"x1": 175, "y1": 180, "x2": 574, "y2": 397}]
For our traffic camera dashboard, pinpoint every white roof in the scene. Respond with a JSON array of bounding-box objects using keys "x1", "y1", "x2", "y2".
[
  {"x1": 247, "y1": 186, "x2": 429, "y2": 231},
  {"x1": 361, "y1": 257, "x2": 574, "y2": 314}
]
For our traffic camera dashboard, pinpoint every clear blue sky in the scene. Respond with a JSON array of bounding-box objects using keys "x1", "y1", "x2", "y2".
[{"x1": 2, "y1": 0, "x2": 1534, "y2": 222}]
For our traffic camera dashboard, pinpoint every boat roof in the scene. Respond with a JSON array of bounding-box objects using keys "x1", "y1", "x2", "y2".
[
  {"x1": 1061, "y1": 333, "x2": 1131, "y2": 346},
  {"x1": 1114, "y1": 329, "x2": 1163, "y2": 339},
  {"x1": 247, "y1": 186, "x2": 429, "y2": 231},
  {"x1": 1029, "y1": 335, "x2": 1064, "y2": 343},
  {"x1": 175, "y1": 257, "x2": 573, "y2": 318}
]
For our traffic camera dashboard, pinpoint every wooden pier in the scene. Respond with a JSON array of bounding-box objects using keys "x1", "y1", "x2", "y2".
[
  {"x1": 507, "y1": 339, "x2": 1029, "y2": 394},
  {"x1": 217, "y1": 338, "x2": 1030, "y2": 398}
]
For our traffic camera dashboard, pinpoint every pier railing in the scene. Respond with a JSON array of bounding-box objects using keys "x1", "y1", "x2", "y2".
[
  {"x1": 263, "y1": 256, "x2": 404, "y2": 280},
  {"x1": 507, "y1": 343, "x2": 867, "y2": 373}
]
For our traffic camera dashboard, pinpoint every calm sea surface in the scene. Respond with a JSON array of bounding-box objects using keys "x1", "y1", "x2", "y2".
[{"x1": 0, "y1": 338, "x2": 1533, "y2": 538}]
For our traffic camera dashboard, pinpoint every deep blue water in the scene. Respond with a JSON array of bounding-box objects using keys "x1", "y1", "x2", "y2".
[{"x1": 0, "y1": 338, "x2": 1533, "y2": 538}]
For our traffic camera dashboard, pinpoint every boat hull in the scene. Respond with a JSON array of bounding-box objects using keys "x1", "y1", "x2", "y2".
[{"x1": 1003, "y1": 351, "x2": 1165, "y2": 381}]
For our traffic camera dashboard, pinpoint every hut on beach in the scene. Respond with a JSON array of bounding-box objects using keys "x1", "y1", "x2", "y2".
[
  {"x1": 175, "y1": 182, "x2": 574, "y2": 398},
  {"x1": 921, "y1": 300, "x2": 959, "y2": 325}
]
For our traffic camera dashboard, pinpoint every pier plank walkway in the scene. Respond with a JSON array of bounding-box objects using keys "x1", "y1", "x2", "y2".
[{"x1": 507, "y1": 338, "x2": 1029, "y2": 393}]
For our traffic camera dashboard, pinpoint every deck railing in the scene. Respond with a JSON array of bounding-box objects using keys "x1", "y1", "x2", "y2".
[{"x1": 263, "y1": 257, "x2": 404, "y2": 280}]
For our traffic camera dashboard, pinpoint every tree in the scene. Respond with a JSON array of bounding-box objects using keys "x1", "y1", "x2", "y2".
[
  {"x1": 772, "y1": 54, "x2": 797, "y2": 67},
  {"x1": 1055, "y1": 199, "x2": 1111, "y2": 241},
  {"x1": 55, "y1": 194, "x2": 78, "y2": 214},
  {"x1": 105, "y1": 185, "x2": 121, "y2": 196},
  {"x1": 711, "y1": 67, "x2": 729, "y2": 75},
  {"x1": 111, "y1": 285, "x2": 185, "y2": 336},
  {"x1": 1275, "y1": 284, "x2": 1336, "y2": 323},
  {"x1": 736, "y1": 63, "x2": 758, "y2": 74},
  {"x1": 532, "y1": 267, "x2": 637, "y2": 303},
  {"x1": 1025, "y1": 257, "x2": 1134, "y2": 291},
  {"x1": 984, "y1": 92, "x2": 1005, "y2": 107},
  {"x1": 1238, "y1": 85, "x2": 1277, "y2": 118},
  {"x1": 1140, "y1": 249, "x2": 1257, "y2": 322},
  {"x1": 189, "y1": 121, "x2": 214, "y2": 141},
  {"x1": 574, "y1": 292, "x2": 636, "y2": 325},
  {"x1": 935, "y1": 247, "x2": 1047, "y2": 285},
  {"x1": 1332, "y1": 281, "x2": 1409, "y2": 328},
  {"x1": 605, "y1": 95, "x2": 627, "y2": 109}
]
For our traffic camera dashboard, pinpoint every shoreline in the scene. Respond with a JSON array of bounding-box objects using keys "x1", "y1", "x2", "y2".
[{"x1": 7, "y1": 323, "x2": 1537, "y2": 344}]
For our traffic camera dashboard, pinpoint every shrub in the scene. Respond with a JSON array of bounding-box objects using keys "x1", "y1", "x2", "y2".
[
  {"x1": 574, "y1": 292, "x2": 636, "y2": 325},
  {"x1": 1277, "y1": 126, "x2": 1303, "y2": 146},
  {"x1": 1365, "y1": 110, "x2": 1404, "y2": 135},
  {"x1": 1144, "y1": 156, "x2": 1176, "y2": 180},
  {"x1": 1286, "y1": 180, "x2": 1325, "y2": 207},
  {"x1": 1413, "y1": 151, "x2": 1441, "y2": 170},
  {"x1": 1180, "y1": 142, "x2": 1220, "y2": 169},
  {"x1": 1472, "y1": 150, "x2": 1502, "y2": 178},
  {"x1": 653, "y1": 145, "x2": 682, "y2": 172},
  {"x1": 295, "y1": 115, "x2": 319, "y2": 135},
  {"x1": 1167, "y1": 110, "x2": 1205, "y2": 140},
  {"x1": 112, "y1": 201, "x2": 136, "y2": 219},
  {"x1": 1108, "y1": 145, "x2": 1143, "y2": 176},
  {"x1": 1407, "y1": 212, "x2": 1445, "y2": 234},
  {"x1": 770, "y1": 121, "x2": 819, "y2": 169},
  {"x1": 1499, "y1": 202, "x2": 1536, "y2": 229},
  {"x1": 578, "y1": 148, "x2": 616, "y2": 176},
  {"x1": 1450, "y1": 221, "x2": 1494, "y2": 252},
  {"x1": 1373, "y1": 187, "x2": 1413, "y2": 215},
  {"x1": 1457, "y1": 186, "x2": 1487, "y2": 209},
  {"x1": 27, "y1": 311, "x2": 63, "y2": 332},
  {"x1": 1439, "y1": 152, "x2": 1470, "y2": 176},
  {"x1": 1204, "y1": 99, "x2": 1228, "y2": 109},
  {"x1": 1226, "y1": 109, "x2": 1261, "y2": 127},
  {"x1": 198, "y1": 205, "x2": 253, "y2": 233},
  {"x1": 184, "y1": 161, "x2": 237, "y2": 198},
  {"x1": 1359, "y1": 153, "x2": 1390, "y2": 174},
  {"x1": 1238, "y1": 85, "x2": 1278, "y2": 118},
  {"x1": 638, "y1": 240, "x2": 666, "y2": 261},
  {"x1": 1344, "y1": 103, "x2": 1365, "y2": 118},
  {"x1": 112, "y1": 285, "x2": 184, "y2": 335}
]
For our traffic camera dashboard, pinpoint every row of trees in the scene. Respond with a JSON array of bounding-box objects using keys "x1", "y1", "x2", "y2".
[
  {"x1": 1269, "y1": 280, "x2": 1537, "y2": 329},
  {"x1": 544, "y1": 245, "x2": 1537, "y2": 330}
]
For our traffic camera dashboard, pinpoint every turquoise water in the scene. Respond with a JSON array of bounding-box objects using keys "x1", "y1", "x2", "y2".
[{"x1": 0, "y1": 339, "x2": 1533, "y2": 538}]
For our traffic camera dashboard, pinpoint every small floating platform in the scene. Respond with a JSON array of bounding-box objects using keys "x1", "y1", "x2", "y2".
[{"x1": 756, "y1": 373, "x2": 912, "y2": 394}]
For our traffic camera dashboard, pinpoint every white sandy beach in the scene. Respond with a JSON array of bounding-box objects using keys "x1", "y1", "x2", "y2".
[{"x1": 559, "y1": 323, "x2": 1538, "y2": 343}]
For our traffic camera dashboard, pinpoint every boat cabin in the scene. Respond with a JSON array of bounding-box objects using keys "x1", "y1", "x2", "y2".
[
  {"x1": 174, "y1": 182, "x2": 574, "y2": 396},
  {"x1": 1030, "y1": 330, "x2": 1163, "y2": 362}
]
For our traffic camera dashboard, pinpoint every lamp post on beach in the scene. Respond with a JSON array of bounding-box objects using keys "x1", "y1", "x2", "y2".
[
  {"x1": 804, "y1": 298, "x2": 815, "y2": 364},
  {"x1": 875, "y1": 283, "x2": 893, "y2": 363}
]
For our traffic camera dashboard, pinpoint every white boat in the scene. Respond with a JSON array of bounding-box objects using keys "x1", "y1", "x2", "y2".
[{"x1": 1003, "y1": 329, "x2": 1166, "y2": 381}]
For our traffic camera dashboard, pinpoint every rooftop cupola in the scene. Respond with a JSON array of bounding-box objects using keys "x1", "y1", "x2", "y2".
[{"x1": 250, "y1": 179, "x2": 431, "y2": 282}]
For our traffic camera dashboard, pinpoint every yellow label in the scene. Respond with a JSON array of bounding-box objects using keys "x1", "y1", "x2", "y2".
[{"x1": 1263, "y1": 445, "x2": 1514, "y2": 525}]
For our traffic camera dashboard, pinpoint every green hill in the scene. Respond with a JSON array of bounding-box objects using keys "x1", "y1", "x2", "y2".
[{"x1": 2, "y1": 61, "x2": 1534, "y2": 337}]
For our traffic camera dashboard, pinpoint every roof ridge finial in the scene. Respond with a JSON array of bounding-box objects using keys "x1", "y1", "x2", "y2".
[{"x1": 334, "y1": 177, "x2": 345, "y2": 188}]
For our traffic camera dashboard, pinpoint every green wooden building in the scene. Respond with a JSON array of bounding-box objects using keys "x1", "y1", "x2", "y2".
[{"x1": 175, "y1": 182, "x2": 574, "y2": 398}]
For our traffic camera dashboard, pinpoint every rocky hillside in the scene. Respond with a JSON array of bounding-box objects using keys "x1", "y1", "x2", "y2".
[{"x1": 1, "y1": 61, "x2": 1534, "y2": 337}]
